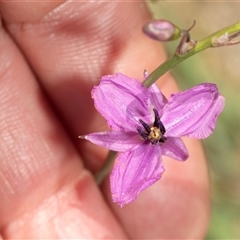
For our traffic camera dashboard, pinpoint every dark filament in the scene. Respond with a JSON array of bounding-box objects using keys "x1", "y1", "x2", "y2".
[
  {"x1": 153, "y1": 108, "x2": 166, "y2": 134},
  {"x1": 137, "y1": 108, "x2": 167, "y2": 144}
]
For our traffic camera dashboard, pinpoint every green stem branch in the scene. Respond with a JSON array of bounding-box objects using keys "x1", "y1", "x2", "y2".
[{"x1": 143, "y1": 21, "x2": 240, "y2": 87}]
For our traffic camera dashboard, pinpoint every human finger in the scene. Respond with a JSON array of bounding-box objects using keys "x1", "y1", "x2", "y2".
[
  {"x1": 0, "y1": 1, "x2": 210, "y2": 238},
  {"x1": 0, "y1": 3, "x2": 127, "y2": 238}
]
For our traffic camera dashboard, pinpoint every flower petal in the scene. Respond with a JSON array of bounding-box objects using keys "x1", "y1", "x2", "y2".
[
  {"x1": 84, "y1": 131, "x2": 141, "y2": 152},
  {"x1": 161, "y1": 137, "x2": 188, "y2": 161},
  {"x1": 92, "y1": 73, "x2": 150, "y2": 131},
  {"x1": 110, "y1": 143, "x2": 164, "y2": 207},
  {"x1": 149, "y1": 83, "x2": 167, "y2": 117},
  {"x1": 162, "y1": 83, "x2": 225, "y2": 138}
]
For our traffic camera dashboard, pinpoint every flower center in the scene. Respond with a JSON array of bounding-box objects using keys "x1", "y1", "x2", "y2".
[
  {"x1": 137, "y1": 108, "x2": 167, "y2": 145},
  {"x1": 148, "y1": 126, "x2": 161, "y2": 140}
]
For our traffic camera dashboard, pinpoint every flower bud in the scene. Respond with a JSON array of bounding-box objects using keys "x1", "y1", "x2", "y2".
[{"x1": 142, "y1": 19, "x2": 181, "y2": 42}]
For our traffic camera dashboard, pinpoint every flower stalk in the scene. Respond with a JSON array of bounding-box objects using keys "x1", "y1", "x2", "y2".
[
  {"x1": 95, "y1": 150, "x2": 117, "y2": 185},
  {"x1": 143, "y1": 20, "x2": 240, "y2": 88}
]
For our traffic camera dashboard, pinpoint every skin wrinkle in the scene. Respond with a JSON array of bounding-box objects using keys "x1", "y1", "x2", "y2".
[
  {"x1": 0, "y1": 38, "x2": 36, "y2": 198},
  {"x1": 0, "y1": 108, "x2": 66, "y2": 198},
  {"x1": 0, "y1": 1, "x2": 210, "y2": 239},
  {"x1": 0, "y1": 59, "x2": 71, "y2": 201}
]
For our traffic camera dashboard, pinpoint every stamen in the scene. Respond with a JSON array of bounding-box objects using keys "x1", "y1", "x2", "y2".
[
  {"x1": 137, "y1": 109, "x2": 167, "y2": 144},
  {"x1": 153, "y1": 108, "x2": 166, "y2": 134},
  {"x1": 136, "y1": 126, "x2": 149, "y2": 140},
  {"x1": 159, "y1": 136, "x2": 167, "y2": 143},
  {"x1": 139, "y1": 119, "x2": 151, "y2": 133},
  {"x1": 153, "y1": 108, "x2": 160, "y2": 127}
]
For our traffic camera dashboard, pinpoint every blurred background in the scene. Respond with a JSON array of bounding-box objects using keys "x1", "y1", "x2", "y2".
[{"x1": 147, "y1": 1, "x2": 240, "y2": 239}]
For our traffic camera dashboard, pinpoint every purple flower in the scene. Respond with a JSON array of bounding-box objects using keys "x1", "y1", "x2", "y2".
[{"x1": 82, "y1": 73, "x2": 224, "y2": 206}]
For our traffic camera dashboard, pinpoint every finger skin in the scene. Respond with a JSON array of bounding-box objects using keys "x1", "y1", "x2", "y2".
[
  {"x1": 0, "y1": 6, "x2": 126, "y2": 240},
  {"x1": 0, "y1": 1, "x2": 210, "y2": 239},
  {"x1": 0, "y1": 1, "x2": 63, "y2": 22}
]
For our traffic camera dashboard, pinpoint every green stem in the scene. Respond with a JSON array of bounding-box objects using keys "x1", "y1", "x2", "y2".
[
  {"x1": 95, "y1": 150, "x2": 117, "y2": 185},
  {"x1": 143, "y1": 20, "x2": 240, "y2": 87}
]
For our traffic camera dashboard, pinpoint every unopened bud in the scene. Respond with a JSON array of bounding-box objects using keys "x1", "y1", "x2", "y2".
[{"x1": 142, "y1": 19, "x2": 181, "y2": 42}]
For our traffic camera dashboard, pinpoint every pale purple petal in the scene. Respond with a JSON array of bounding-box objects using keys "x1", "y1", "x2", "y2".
[
  {"x1": 162, "y1": 83, "x2": 225, "y2": 139},
  {"x1": 161, "y1": 137, "x2": 188, "y2": 161},
  {"x1": 85, "y1": 131, "x2": 141, "y2": 152},
  {"x1": 149, "y1": 83, "x2": 167, "y2": 117},
  {"x1": 92, "y1": 73, "x2": 150, "y2": 131},
  {"x1": 110, "y1": 143, "x2": 164, "y2": 207}
]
